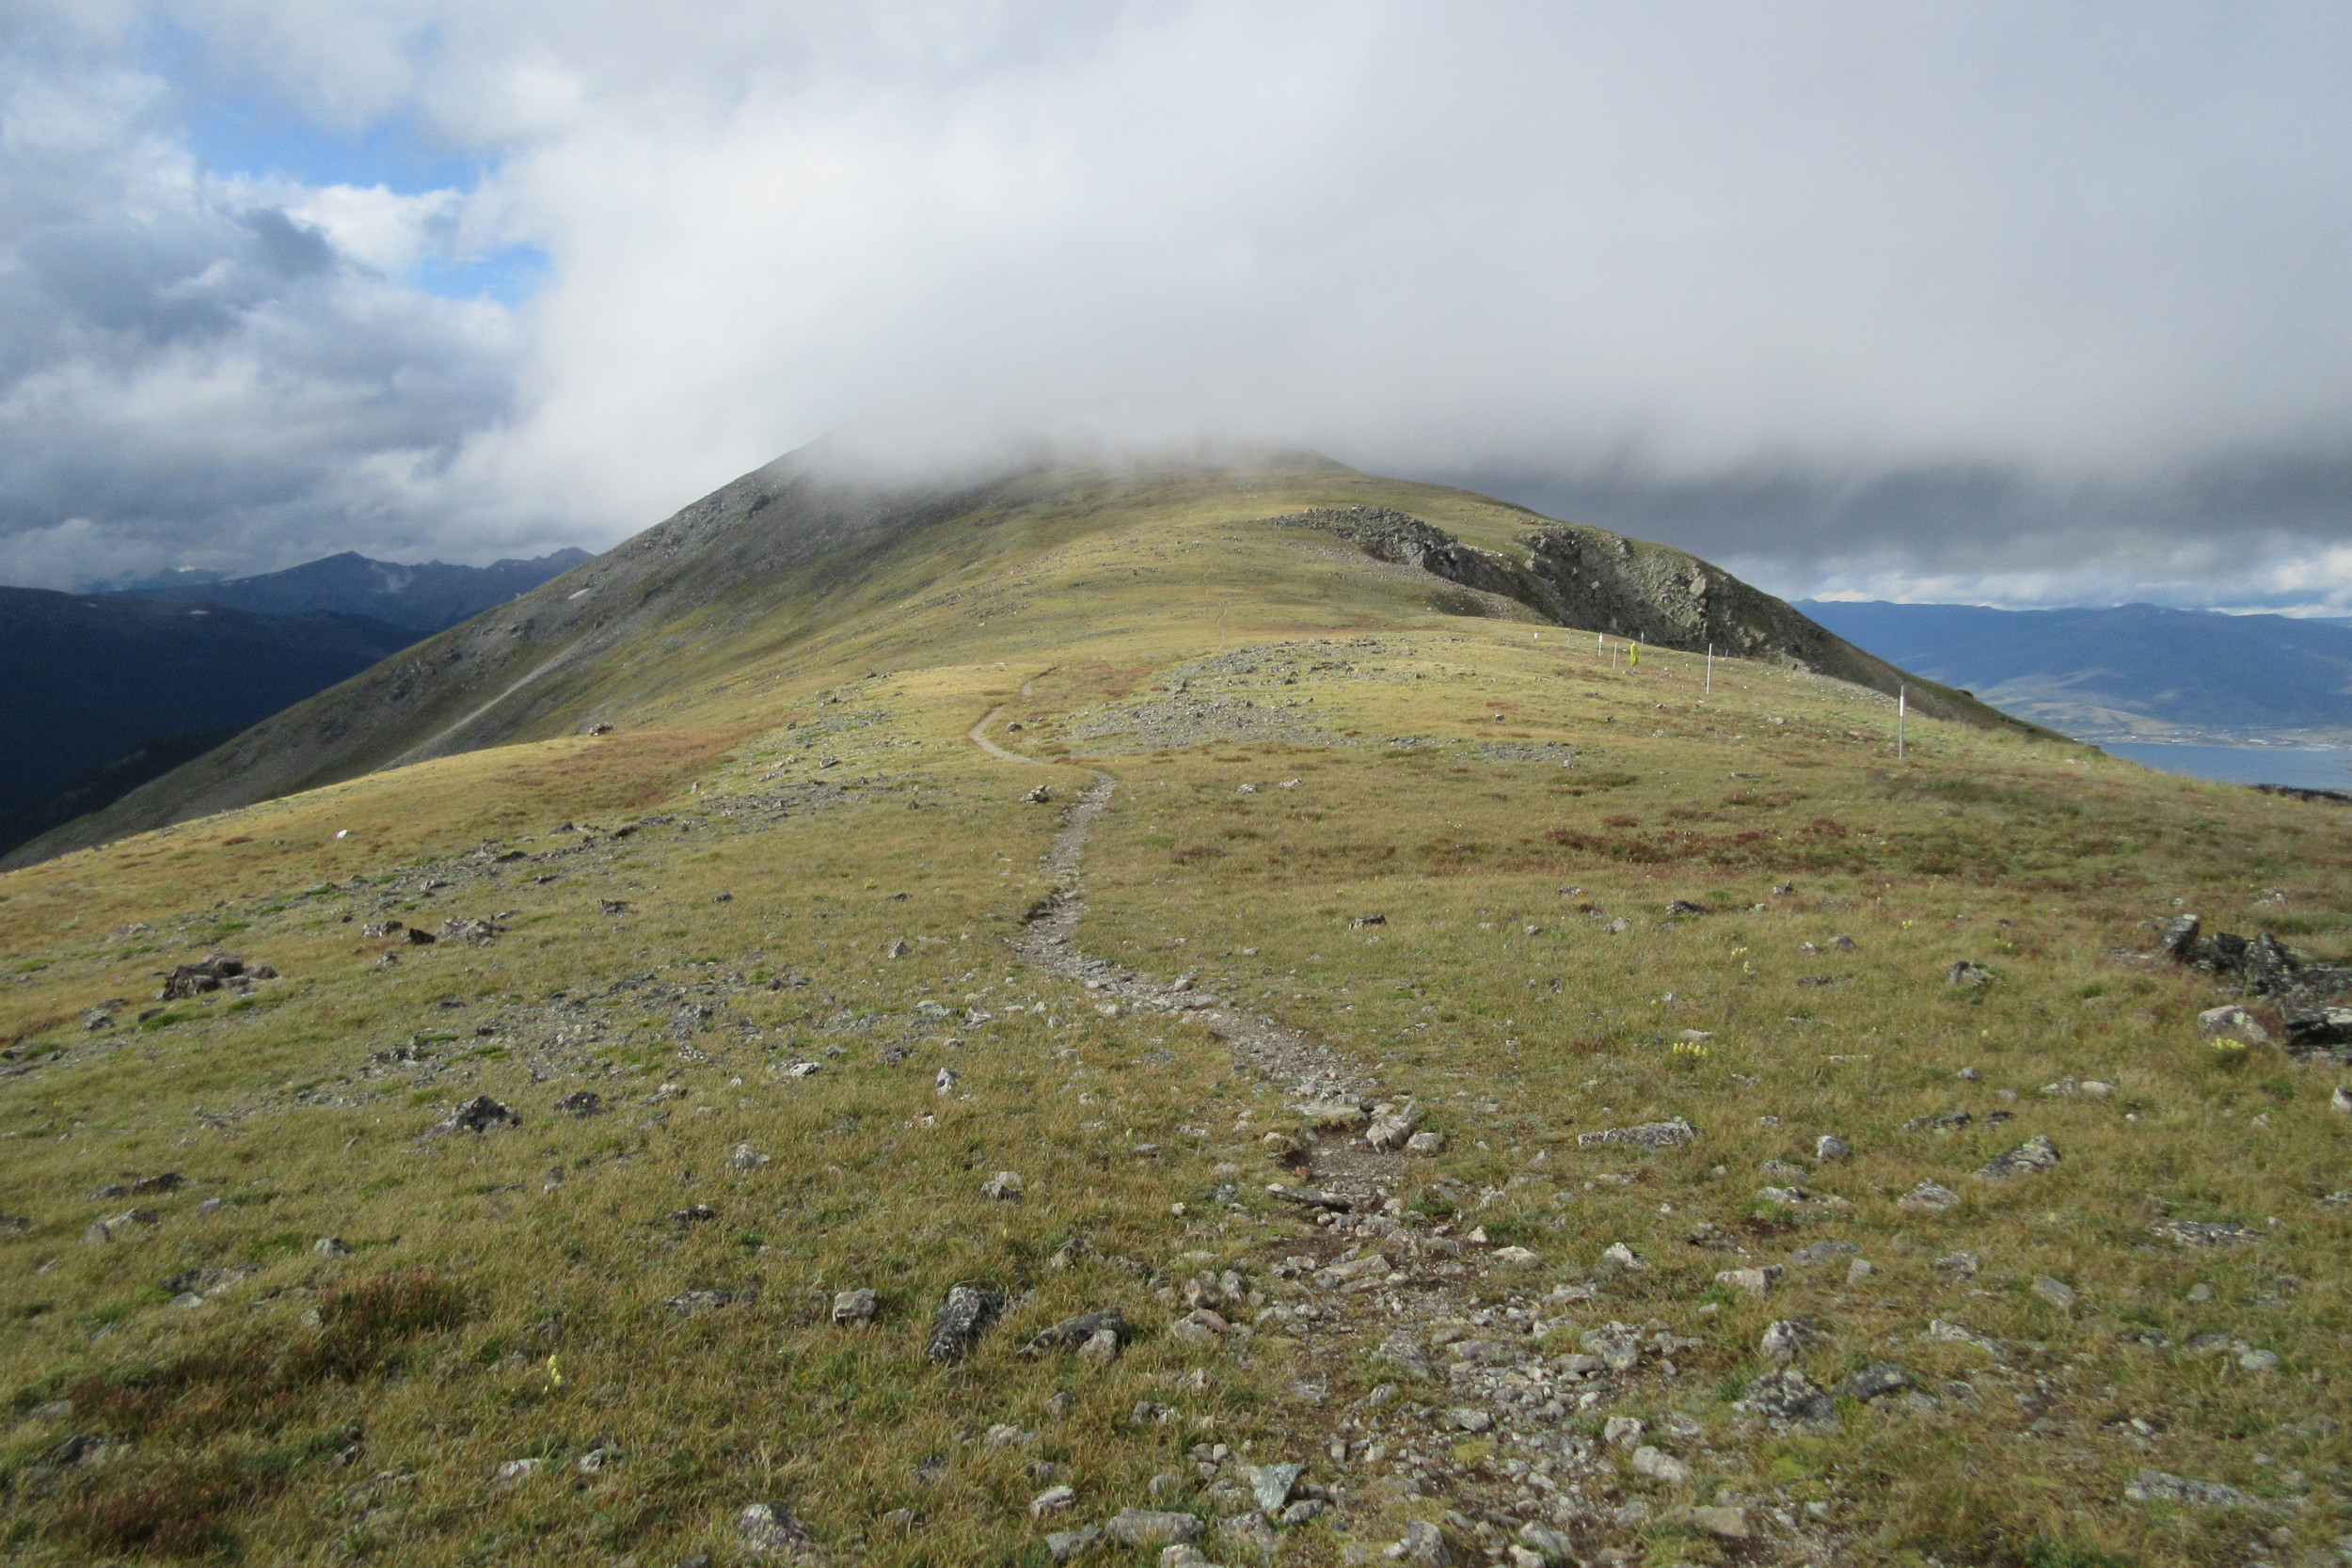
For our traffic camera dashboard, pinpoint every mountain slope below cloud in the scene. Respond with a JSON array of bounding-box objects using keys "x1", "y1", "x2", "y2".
[
  {"x1": 0, "y1": 590, "x2": 413, "y2": 854},
  {"x1": 115, "y1": 548, "x2": 593, "y2": 634},
  {"x1": 1799, "y1": 599, "x2": 2352, "y2": 743},
  {"x1": 8, "y1": 448, "x2": 2040, "y2": 868}
]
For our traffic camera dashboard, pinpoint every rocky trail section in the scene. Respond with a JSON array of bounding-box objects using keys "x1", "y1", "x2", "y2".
[{"x1": 968, "y1": 708, "x2": 1845, "y2": 1568}]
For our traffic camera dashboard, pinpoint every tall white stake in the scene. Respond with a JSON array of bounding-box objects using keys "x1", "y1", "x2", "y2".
[
  {"x1": 1899, "y1": 685, "x2": 1907, "y2": 759},
  {"x1": 1706, "y1": 643, "x2": 1713, "y2": 694}
]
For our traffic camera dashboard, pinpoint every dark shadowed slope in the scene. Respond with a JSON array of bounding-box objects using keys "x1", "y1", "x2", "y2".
[
  {"x1": 0, "y1": 589, "x2": 414, "y2": 849},
  {"x1": 1801, "y1": 599, "x2": 2352, "y2": 742},
  {"x1": 115, "y1": 548, "x2": 593, "y2": 634}
]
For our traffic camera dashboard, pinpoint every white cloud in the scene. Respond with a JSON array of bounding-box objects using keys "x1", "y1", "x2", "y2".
[{"x1": 5, "y1": 2, "x2": 2352, "y2": 605}]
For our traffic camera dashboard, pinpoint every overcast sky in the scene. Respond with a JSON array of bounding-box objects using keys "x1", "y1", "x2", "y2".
[{"x1": 4, "y1": 3, "x2": 2349, "y2": 610}]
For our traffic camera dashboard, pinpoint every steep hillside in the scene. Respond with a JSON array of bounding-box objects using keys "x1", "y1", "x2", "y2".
[
  {"x1": 116, "y1": 549, "x2": 593, "y2": 635},
  {"x1": 1801, "y1": 600, "x2": 2352, "y2": 743},
  {"x1": 9, "y1": 451, "x2": 2031, "y2": 870},
  {"x1": 0, "y1": 588, "x2": 414, "y2": 850}
]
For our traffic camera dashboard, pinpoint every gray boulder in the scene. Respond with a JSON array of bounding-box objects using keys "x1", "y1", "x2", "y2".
[{"x1": 925, "y1": 1284, "x2": 1006, "y2": 1364}]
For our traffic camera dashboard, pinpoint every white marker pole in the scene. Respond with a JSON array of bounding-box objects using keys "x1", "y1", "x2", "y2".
[
  {"x1": 1899, "y1": 686, "x2": 1907, "y2": 759},
  {"x1": 1706, "y1": 643, "x2": 1713, "y2": 695}
]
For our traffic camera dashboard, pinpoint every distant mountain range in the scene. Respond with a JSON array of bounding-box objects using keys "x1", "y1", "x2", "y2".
[
  {"x1": 1798, "y1": 599, "x2": 2352, "y2": 743},
  {"x1": 111, "y1": 548, "x2": 593, "y2": 632},
  {"x1": 1, "y1": 549, "x2": 588, "y2": 857}
]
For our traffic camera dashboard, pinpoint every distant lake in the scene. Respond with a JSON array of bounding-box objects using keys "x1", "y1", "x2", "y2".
[{"x1": 2104, "y1": 742, "x2": 2352, "y2": 791}]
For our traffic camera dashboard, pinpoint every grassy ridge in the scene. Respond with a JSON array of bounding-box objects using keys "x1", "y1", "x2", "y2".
[{"x1": 0, "y1": 497, "x2": 2345, "y2": 1565}]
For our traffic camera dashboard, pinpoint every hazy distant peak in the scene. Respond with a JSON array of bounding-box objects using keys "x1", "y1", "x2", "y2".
[{"x1": 112, "y1": 548, "x2": 592, "y2": 634}]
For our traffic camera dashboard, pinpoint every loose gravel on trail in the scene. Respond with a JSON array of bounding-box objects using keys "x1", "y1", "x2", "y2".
[{"x1": 967, "y1": 706, "x2": 1846, "y2": 1567}]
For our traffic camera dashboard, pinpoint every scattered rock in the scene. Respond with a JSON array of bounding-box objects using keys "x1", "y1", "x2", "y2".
[
  {"x1": 1897, "y1": 1180, "x2": 1961, "y2": 1213},
  {"x1": 160, "y1": 952, "x2": 263, "y2": 1000},
  {"x1": 1266, "y1": 1183, "x2": 1349, "y2": 1212},
  {"x1": 313, "y1": 1236, "x2": 351, "y2": 1258},
  {"x1": 1789, "y1": 1240, "x2": 1857, "y2": 1267},
  {"x1": 1377, "y1": 1333, "x2": 1434, "y2": 1380},
  {"x1": 1733, "y1": 1367, "x2": 1838, "y2": 1430},
  {"x1": 1933, "y1": 1250, "x2": 1980, "y2": 1281},
  {"x1": 1106, "y1": 1509, "x2": 1203, "y2": 1547},
  {"x1": 426, "y1": 1096, "x2": 520, "y2": 1136},
  {"x1": 1386, "y1": 1519, "x2": 1452, "y2": 1567},
  {"x1": 736, "y1": 1500, "x2": 819, "y2": 1556},
  {"x1": 664, "y1": 1290, "x2": 755, "y2": 1317},
  {"x1": 729, "y1": 1144, "x2": 771, "y2": 1172},
  {"x1": 1815, "y1": 1133, "x2": 1851, "y2": 1161},
  {"x1": 1517, "y1": 1523, "x2": 1574, "y2": 1566},
  {"x1": 437, "y1": 917, "x2": 501, "y2": 945},
  {"x1": 1222, "y1": 1510, "x2": 1279, "y2": 1559},
  {"x1": 161, "y1": 1264, "x2": 254, "y2": 1300},
  {"x1": 1947, "y1": 960, "x2": 1994, "y2": 987},
  {"x1": 1449, "y1": 1407, "x2": 1493, "y2": 1433},
  {"x1": 554, "y1": 1091, "x2": 604, "y2": 1117},
  {"x1": 1363, "y1": 1101, "x2": 1425, "y2": 1150},
  {"x1": 1845, "y1": 1363, "x2": 1912, "y2": 1401},
  {"x1": 1577, "y1": 1118, "x2": 1693, "y2": 1150},
  {"x1": 1758, "y1": 1318, "x2": 1828, "y2": 1361},
  {"x1": 1022, "y1": 785, "x2": 1054, "y2": 804},
  {"x1": 832, "y1": 1289, "x2": 877, "y2": 1327},
  {"x1": 1046, "y1": 1525, "x2": 1105, "y2": 1562},
  {"x1": 1405, "y1": 1130, "x2": 1446, "y2": 1154},
  {"x1": 1601, "y1": 1242, "x2": 1645, "y2": 1271},
  {"x1": 1029, "y1": 1484, "x2": 1076, "y2": 1518},
  {"x1": 925, "y1": 1284, "x2": 1005, "y2": 1364},
  {"x1": 1247, "y1": 1462, "x2": 1303, "y2": 1513},
  {"x1": 2150, "y1": 1219, "x2": 2260, "y2": 1249},
  {"x1": 2031, "y1": 1276, "x2": 2078, "y2": 1309},
  {"x1": 1629, "y1": 1445, "x2": 1690, "y2": 1483},
  {"x1": 1579, "y1": 1323, "x2": 1645, "y2": 1372},
  {"x1": 1350, "y1": 913, "x2": 1387, "y2": 929},
  {"x1": 1022, "y1": 1308, "x2": 1130, "y2": 1357},
  {"x1": 2198, "y1": 1006, "x2": 2270, "y2": 1044},
  {"x1": 1923, "y1": 1319, "x2": 2002, "y2": 1354},
  {"x1": 1294, "y1": 1100, "x2": 1368, "y2": 1130},
  {"x1": 1688, "y1": 1505, "x2": 1748, "y2": 1540},
  {"x1": 982, "y1": 1171, "x2": 1025, "y2": 1201},
  {"x1": 1715, "y1": 1266, "x2": 1782, "y2": 1297},
  {"x1": 2123, "y1": 1470, "x2": 2276, "y2": 1512},
  {"x1": 1977, "y1": 1134, "x2": 2060, "y2": 1180},
  {"x1": 935, "y1": 1068, "x2": 960, "y2": 1096},
  {"x1": 84, "y1": 1209, "x2": 159, "y2": 1243}
]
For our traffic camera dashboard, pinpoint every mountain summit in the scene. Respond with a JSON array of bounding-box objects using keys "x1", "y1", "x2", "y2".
[{"x1": 9, "y1": 448, "x2": 2025, "y2": 867}]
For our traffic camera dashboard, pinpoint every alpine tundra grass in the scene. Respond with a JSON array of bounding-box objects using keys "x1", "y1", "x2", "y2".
[{"x1": 0, "y1": 462, "x2": 2345, "y2": 1567}]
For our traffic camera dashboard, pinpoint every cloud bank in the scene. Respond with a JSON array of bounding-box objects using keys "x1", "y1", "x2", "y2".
[{"x1": 5, "y1": 2, "x2": 2351, "y2": 610}]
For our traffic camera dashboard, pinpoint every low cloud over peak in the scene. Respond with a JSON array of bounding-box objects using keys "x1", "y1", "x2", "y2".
[{"x1": 5, "y1": 4, "x2": 2351, "y2": 609}]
